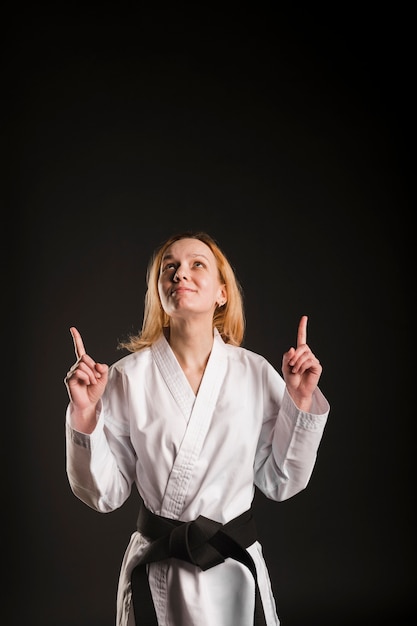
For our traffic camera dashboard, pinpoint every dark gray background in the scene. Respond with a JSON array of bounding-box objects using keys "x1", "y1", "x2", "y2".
[{"x1": 7, "y1": 5, "x2": 413, "y2": 625}]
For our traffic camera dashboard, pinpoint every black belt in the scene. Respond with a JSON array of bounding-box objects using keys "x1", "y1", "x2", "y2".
[{"x1": 131, "y1": 503, "x2": 267, "y2": 625}]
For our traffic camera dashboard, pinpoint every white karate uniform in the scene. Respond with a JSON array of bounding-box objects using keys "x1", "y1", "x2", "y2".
[{"x1": 66, "y1": 329, "x2": 330, "y2": 625}]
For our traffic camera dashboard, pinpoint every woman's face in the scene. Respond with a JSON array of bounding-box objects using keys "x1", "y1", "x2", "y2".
[{"x1": 158, "y1": 238, "x2": 226, "y2": 320}]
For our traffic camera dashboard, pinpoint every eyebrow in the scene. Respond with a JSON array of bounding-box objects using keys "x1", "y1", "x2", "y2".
[{"x1": 162, "y1": 252, "x2": 211, "y2": 262}]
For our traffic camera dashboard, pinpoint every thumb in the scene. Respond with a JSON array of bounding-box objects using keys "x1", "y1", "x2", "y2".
[
  {"x1": 283, "y1": 346, "x2": 295, "y2": 364},
  {"x1": 95, "y1": 362, "x2": 109, "y2": 381},
  {"x1": 282, "y1": 347, "x2": 296, "y2": 376},
  {"x1": 95, "y1": 363, "x2": 109, "y2": 380}
]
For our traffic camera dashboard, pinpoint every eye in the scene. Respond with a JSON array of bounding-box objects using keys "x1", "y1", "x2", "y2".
[
  {"x1": 162, "y1": 262, "x2": 176, "y2": 272},
  {"x1": 193, "y1": 260, "x2": 204, "y2": 268}
]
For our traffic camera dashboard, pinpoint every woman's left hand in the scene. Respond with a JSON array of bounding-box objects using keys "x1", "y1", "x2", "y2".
[{"x1": 282, "y1": 315, "x2": 322, "y2": 411}]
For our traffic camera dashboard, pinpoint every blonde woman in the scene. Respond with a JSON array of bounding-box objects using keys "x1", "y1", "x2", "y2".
[{"x1": 64, "y1": 231, "x2": 330, "y2": 626}]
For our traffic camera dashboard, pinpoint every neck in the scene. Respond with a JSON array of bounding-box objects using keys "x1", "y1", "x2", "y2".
[
  {"x1": 167, "y1": 322, "x2": 215, "y2": 395},
  {"x1": 168, "y1": 321, "x2": 214, "y2": 369}
]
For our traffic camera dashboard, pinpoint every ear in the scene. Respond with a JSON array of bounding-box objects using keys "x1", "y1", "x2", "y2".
[{"x1": 216, "y1": 285, "x2": 227, "y2": 307}]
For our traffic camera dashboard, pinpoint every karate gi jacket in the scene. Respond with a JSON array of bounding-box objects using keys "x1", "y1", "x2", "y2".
[{"x1": 66, "y1": 329, "x2": 330, "y2": 625}]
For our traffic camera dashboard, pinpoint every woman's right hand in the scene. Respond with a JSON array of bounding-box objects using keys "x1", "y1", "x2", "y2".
[{"x1": 64, "y1": 327, "x2": 109, "y2": 430}]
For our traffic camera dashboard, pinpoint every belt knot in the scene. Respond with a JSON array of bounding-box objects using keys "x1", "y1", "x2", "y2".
[{"x1": 168, "y1": 515, "x2": 224, "y2": 570}]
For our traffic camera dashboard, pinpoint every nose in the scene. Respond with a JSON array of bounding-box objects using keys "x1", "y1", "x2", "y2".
[{"x1": 173, "y1": 266, "x2": 188, "y2": 282}]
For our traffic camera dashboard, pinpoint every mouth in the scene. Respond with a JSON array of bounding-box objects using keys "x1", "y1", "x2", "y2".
[{"x1": 171, "y1": 288, "x2": 195, "y2": 296}]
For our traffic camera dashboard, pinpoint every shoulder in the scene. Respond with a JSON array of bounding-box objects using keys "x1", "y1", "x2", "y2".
[
  {"x1": 108, "y1": 347, "x2": 153, "y2": 376},
  {"x1": 221, "y1": 342, "x2": 285, "y2": 400},
  {"x1": 222, "y1": 340, "x2": 275, "y2": 372}
]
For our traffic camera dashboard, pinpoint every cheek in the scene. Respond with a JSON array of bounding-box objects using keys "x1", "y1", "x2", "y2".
[
  {"x1": 157, "y1": 279, "x2": 167, "y2": 301},
  {"x1": 203, "y1": 279, "x2": 223, "y2": 302}
]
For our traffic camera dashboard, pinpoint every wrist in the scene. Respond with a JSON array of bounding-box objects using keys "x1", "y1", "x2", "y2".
[
  {"x1": 288, "y1": 392, "x2": 313, "y2": 412},
  {"x1": 69, "y1": 403, "x2": 98, "y2": 434}
]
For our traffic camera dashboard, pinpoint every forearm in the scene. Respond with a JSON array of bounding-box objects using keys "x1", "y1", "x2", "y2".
[
  {"x1": 255, "y1": 387, "x2": 329, "y2": 501},
  {"x1": 65, "y1": 405, "x2": 136, "y2": 512}
]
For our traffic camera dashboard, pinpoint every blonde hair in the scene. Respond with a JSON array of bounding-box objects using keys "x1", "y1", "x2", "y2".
[{"x1": 118, "y1": 231, "x2": 245, "y2": 352}]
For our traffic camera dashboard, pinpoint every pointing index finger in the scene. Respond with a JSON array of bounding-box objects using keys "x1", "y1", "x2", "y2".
[
  {"x1": 297, "y1": 315, "x2": 308, "y2": 347},
  {"x1": 70, "y1": 326, "x2": 86, "y2": 360}
]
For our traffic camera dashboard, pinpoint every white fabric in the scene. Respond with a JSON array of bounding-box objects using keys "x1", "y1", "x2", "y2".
[{"x1": 66, "y1": 330, "x2": 330, "y2": 625}]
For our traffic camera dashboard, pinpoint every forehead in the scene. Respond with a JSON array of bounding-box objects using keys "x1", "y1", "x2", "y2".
[{"x1": 162, "y1": 238, "x2": 215, "y2": 261}]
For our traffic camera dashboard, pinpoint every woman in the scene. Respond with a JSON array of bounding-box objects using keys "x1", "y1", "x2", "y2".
[{"x1": 64, "y1": 231, "x2": 330, "y2": 625}]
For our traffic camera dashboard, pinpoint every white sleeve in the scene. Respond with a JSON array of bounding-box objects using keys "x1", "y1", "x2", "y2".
[
  {"x1": 254, "y1": 382, "x2": 330, "y2": 502},
  {"x1": 65, "y1": 367, "x2": 137, "y2": 513}
]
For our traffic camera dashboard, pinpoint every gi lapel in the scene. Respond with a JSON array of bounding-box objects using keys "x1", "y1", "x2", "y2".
[{"x1": 152, "y1": 331, "x2": 227, "y2": 519}]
